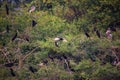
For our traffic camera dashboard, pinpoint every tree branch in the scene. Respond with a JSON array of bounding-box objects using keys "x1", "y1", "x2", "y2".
[
  {"x1": 0, "y1": 48, "x2": 10, "y2": 63},
  {"x1": 22, "y1": 47, "x2": 39, "y2": 61}
]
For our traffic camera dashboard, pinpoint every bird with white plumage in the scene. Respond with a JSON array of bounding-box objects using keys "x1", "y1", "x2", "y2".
[{"x1": 54, "y1": 37, "x2": 67, "y2": 47}]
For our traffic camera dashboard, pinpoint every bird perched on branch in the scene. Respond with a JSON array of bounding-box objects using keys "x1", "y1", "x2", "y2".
[
  {"x1": 96, "y1": 30, "x2": 101, "y2": 38},
  {"x1": 32, "y1": 20, "x2": 37, "y2": 27},
  {"x1": 11, "y1": 31, "x2": 18, "y2": 41},
  {"x1": 10, "y1": 68, "x2": 16, "y2": 77},
  {"x1": 4, "y1": 62, "x2": 14, "y2": 67},
  {"x1": 110, "y1": 26, "x2": 116, "y2": 32},
  {"x1": 29, "y1": 6, "x2": 36, "y2": 13},
  {"x1": 47, "y1": 3, "x2": 52, "y2": 9},
  {"x1": 29, "y1": 66, "x2": 37, "y2": 73},
  {"x1": 6, "y1": 25, "x2": 9, "y2": 33},
  {"x1": 11, "y1": 30, "x2": 30, "y2": 42},
  {"x1": 48, "y1": 54, "x2": 54, "y2": 62},
  {"x1": 5, "y1": 4, "x2": 9, "y2": 15},
  {"x1": 84, "y1": 31, "x2": 90, "y2": 38},
  {"x1": 38, "y1": 63, "x2": 45, "y2": 67},
  {"x1": 93, "y1": 27, "x2": 97, "y2": 32},
  {"x1": 54, "y1": 37, "x2": 67, "y2": 47},
  {"x1": 106, "y1": 28, "x2": 112, "y2": 39}
]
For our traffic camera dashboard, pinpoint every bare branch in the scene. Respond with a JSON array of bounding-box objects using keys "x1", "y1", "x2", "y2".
[
  {"x1": 0, "y1": 48, "x2": 10, "y2": 63},
  {"x1": 22, "y1": 47, "x2": 39, "y2": 61}
]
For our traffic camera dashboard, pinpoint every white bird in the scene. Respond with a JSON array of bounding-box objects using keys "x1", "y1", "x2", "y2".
[
  {"x1": 54, "y1": 37, "x2": 67, "y2": 47},
  {"x1": 108, "y1": 34, "x2": 112, "y2": 39},
  {"x1": 38, "y1": 63, "x2": 44, "y2": 67},
  {"x1": 29, "y1": 6, "x2": 36, "y2": 13},
  {"x1": 106, "y1": 28, "x2": 112, "y2": 39}
]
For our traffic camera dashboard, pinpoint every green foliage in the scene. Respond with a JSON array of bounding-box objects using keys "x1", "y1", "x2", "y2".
[
  {"x1": 0, "y1": 67, "x2": 16, "y2": 80},
  {"x1": 0, "y1": 0, "x2": 120, "y2": 80},
  {"x1": 74, "y1": 60, "x2": 120, "y2": 80}
]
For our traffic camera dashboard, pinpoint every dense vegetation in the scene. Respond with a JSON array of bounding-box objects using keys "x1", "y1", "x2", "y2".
[{"x1": 0, "y1": 0, "x2": 120, "y2": 80}]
